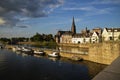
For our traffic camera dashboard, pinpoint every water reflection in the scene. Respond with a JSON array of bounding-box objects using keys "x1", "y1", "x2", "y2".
[
  {"x1": 48, "y1": 57, "x2": 60, "y2": 62},
  {"x1": 21, "y1": 53, "x2": 28, "y2": 57},
  {"x1": 33, "y1": 54, "x2": 43, "y2": 58},
  {"x1": 0, "y1": 49, "x2": 107, "y2": 80},
  {"x1": 16, "y1": 51, "x2": 21, "y2": 54}
]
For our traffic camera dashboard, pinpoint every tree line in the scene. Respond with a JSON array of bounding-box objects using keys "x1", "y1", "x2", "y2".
[{"x1": 0, "y1": 33, "x2": 55, "y2": 44}]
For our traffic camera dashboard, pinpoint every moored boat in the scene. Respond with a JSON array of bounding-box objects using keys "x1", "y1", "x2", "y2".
[
  {"x1": 16, "y1": 46, "x2": 22, "y2": 51},
  {"x1": 48, "y1": 51, "x2": 60, "y2": 58},
  {"x1": 34, "y1": 50, "x2": 45, "y2": 55},
  {"x1": 21, "y1": 47, "x2": 33, "y2": 55},
  {"x1": 12, "y1": 46, "x2": 22, "y2": 52}
]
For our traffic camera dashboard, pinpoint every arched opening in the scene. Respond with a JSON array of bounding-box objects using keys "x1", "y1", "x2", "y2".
[{"x1": 78, "y1": 41, "x2": 80, "y2": 44}]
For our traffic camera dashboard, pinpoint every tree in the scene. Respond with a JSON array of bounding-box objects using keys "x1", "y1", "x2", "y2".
[
  {"x1": 30, "y1": 33, "x2": 42, "y2": 42},
  {"x1": 30, "y1": 33, "x2": 55, "y2": 42},
  {"x1": 0, "y1": 38, "x2": 10, "y2": 44}
]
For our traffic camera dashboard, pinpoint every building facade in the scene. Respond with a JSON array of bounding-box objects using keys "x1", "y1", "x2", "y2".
[
  {"x1": 102, "y1": 28, "x2": 120, "y2": 41},
  {"x1": 91, "y1": 32, "x2": 100, "y2": 43},
  {"x1": 60, "y1": 32, "x2": 73, "y2": 43}
]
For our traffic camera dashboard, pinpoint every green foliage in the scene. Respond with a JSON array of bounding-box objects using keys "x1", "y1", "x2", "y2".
[
  {"x1": 30, "y1": 33, "x2": 54, "y2": 42},
  {"x1": 0, "y1": 38, "x2": 10, "y2": 44},
  {"x1": 0, "y1": 37, "x2": 29, "y2": 44},
  {"x1": 0, "y1": 33, "x2": 56, "y2": 47}
]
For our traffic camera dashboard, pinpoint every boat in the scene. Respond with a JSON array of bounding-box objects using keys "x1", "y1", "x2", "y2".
[
  {"x1": 48, "y1": 51, "x2": 60, "y2": 58},
  {"x1": 16, "y1": 46, "x2": 22, "y2": 51},
  {"x1": 12, "y1": 46, "x2": 22, "y2": 52},
  {"x1": 70, "y1": 55, "x2": 83, "y2": 61},
  {"x1": 21, "y1": 47, "x2": 33, "y2": 55},
  {"x1": 12, "y1": 47, "x2": 16, "y2": 52},
  {"x1": 34, "y1": 50, "x2": 45, "y2": 55},
  {"x1": 22, "y1": 47, "x2": 32, "y2": 51}
]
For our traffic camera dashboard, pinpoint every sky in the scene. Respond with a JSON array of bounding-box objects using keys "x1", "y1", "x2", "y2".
[{"x1": 0, "y1": 0, "x2": 120, "y2": 38}]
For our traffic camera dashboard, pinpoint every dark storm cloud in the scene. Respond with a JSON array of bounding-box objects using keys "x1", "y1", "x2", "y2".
[{"x1": 0, "y1": 0, "x2": 64, "y2": 27}]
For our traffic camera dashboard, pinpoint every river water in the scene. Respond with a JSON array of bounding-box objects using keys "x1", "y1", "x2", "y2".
[{"x1": 0, "y1": 49, "x2": 107, "y2": 80}]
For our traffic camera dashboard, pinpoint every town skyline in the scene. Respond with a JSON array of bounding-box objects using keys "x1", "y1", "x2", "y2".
[{"x1": 0, "y1": 0, "x2": 120, "y2": 38}]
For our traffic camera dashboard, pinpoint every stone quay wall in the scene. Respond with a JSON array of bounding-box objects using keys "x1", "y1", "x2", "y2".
[
  {"x1": 59, "y1": 42, "x2": 120, "y2": 65},
  {"x1": 88, "y1": 42, "x2": 120, "y2": 64}
]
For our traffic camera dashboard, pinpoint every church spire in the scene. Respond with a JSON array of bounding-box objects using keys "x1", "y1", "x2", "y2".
[{"x1": 71, "y1": 17, "x2": 76, "y2": 34}]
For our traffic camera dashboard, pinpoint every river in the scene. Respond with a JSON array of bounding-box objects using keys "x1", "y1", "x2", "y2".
[{"x1": 0, "y1": 49, "x2": 107, "y2": 80}]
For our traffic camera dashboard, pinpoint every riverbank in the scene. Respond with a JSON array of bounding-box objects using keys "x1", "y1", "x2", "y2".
[{"x1": 5, "y1": 41, "x2": 120, "y2": 65}]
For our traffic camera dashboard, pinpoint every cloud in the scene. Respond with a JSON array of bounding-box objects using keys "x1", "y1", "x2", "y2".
[
  {"x1": 63, "y1": 5, "x2": 113, "y2": 16},
  {"x1": 63, "y1": 6, "x2": 94, "y2": 11},
  {"x1": 62, "y1": 0, "x2": 119, "y2": 16},
  {"x1": 91, "y1": 0, "x2": 120, "y2": 4},
  {"x1": 85, "y1": 7, "x2": 112, "y2": 16},
  {"x1": 0, "y1": 0, "x2": 64, "y2": 27}
]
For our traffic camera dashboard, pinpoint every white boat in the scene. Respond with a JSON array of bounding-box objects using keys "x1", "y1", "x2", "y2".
[
  {"x1": 21, "y1": 47, "x2": 33, "y2": 55},
  {"x1": 48, "y1": 51, "x2": 60, "y2": 58},
  {"x1": 12, "y1": 46, "x2": 22, "y2": 52},
  {"x1": 16, "y1": 46, "x2": 22, "y2": 51},
  {"x1": 22, "y1": 47, "x2": 32, "y2": 52},
  {"x1": 12, "y1": 47, "x2": 16, "y2": 52},
  {"x1": 34, "y1": 50, "x2": 45, "y2": 55}
]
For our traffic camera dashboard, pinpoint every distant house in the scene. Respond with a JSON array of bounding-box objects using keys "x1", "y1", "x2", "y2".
[
  {"x1": 72, "y1": 28, "x2": 92, "y2": 44},
  {"x1": 55, "y1": 31, "x2": 68, "y2": 43},
  {"x1": 72, "y1": 34, "x2": 85, "y2": 44},
  {"x1": 91, "y1": 32, "x2": 100, "y2": 43},
  {"x1": 60, "y1": 32, "x2": 73, "y2": 43},
  {"x1": 102, "y1": 28, "x2": 120, "y2": 41},
  {"x1": 92, "y1": 28, "x2": 102, "y2": 35},
  {"x1": 72, "y1": 35, "x2": 91, "y2": 44}
]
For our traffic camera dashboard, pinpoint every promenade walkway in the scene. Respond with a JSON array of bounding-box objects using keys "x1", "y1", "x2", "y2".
[{"x1": 92, "y1": 56, "x2": 120, "y2": 80}]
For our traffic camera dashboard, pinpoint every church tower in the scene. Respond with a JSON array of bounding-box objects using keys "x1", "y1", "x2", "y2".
[{"x1": 71, "y1": 17, "x2": 76, "y2": 34}]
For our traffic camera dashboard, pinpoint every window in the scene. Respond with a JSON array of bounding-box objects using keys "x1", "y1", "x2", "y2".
[{"x1": 109, "y1": 37, "x2": 113, "y2": 40}]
